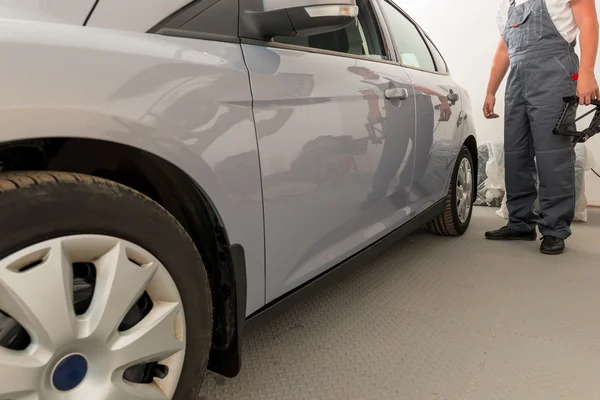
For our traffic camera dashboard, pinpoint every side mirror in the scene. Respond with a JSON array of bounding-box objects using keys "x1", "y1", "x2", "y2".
[{"x1": 241, "y1": 0, "x2": 358, "y2": 41}]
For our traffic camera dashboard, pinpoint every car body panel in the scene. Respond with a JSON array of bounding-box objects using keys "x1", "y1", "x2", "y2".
[
  {"x1": 0, "y1": 0, "x2": 478, "y2": 357},
  {"x1": 0, "y1": 0, "x2": 96, "y2": 25},
  {"x1": 86, "y1": 0, "x2": 194, "y2": 32},
  {"x1": 402, "y1": 68, "x2": 462, "y2": 215},
  {"x1": 243, "y1": 43, "x2": 417, "y2": 302},
  {"x1": 0, "y1": 19, "x2": 266, "y2": 315},
  {"x1": 459, "y1": 87, "x2": 477, "y2": 143},
  {"x1": 370, "y1": 0, "x2": 472, "y2": 214}
]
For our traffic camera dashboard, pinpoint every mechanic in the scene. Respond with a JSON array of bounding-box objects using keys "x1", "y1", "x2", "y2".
[{"x1": 483, "y1": 0, "x2": 599, "y2": 254}]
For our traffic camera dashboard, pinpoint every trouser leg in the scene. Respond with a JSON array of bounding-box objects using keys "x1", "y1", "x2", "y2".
[
  {"x1": 371, "y1": 133, "x2": 407, "y2": 197},
  {"x1": 525, "y1": 54, "x2": 577, "y2": 239},
  {"x1": 504, "y1": 66, "x2": 538, "y2": 233},
  {"x1": 413, "y1": 96, "x2": 435, "y2": 182}
]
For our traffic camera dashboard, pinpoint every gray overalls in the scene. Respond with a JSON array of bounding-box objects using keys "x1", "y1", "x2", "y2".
[{"x1": 503, "y1": 0, "x2": 578, "y2": 239}]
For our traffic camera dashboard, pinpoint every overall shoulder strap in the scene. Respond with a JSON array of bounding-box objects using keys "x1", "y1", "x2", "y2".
[{"x1": 509, "y1": 0, "x2": 516, "y2": 6}]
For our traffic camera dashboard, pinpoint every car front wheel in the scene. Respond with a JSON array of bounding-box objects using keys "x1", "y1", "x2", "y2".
[
  {"x1": 0, "y1": 172, "x2": 212, "y2": 400},
  {"x1": 427, "y1": 145, "x2": 475, "y2": 236}
]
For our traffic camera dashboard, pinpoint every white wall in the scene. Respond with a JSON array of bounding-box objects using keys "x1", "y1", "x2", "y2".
[{"x1": 395, "y1": 0, "x2": 600, "y2": 206}]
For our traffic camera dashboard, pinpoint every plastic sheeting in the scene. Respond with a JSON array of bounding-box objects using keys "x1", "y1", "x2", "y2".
[
  {"x1": 476, "y1": 141, "x2": 596, "y2": 222},
  {"x1": 475, "y1": 142, "x2": 505, "y2": 208}
]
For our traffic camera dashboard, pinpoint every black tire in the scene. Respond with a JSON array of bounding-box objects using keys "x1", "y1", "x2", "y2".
[
  {"x1": 0, "y1": 171, "x2": 212, "y2": 400},
  {"x1": 427, "y1": 146, "x2": 475, "y2": 236}
]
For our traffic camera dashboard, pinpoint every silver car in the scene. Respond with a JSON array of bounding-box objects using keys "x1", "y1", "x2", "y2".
[{"x1": 0, "y1": 0, "x2": 477, "y2": 398}]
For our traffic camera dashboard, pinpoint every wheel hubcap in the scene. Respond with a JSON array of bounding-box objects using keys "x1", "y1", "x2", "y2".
[
  {"x1": 456, "y1": 157, "x2": 473, "y2": 224},
  {"x1": 0, "y1": 235, "x2": 186, "y2": 400}
]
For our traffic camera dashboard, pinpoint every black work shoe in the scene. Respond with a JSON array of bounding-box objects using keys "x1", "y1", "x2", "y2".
[
  {"x1": 540, "y1": 236, "x2": 565, "y2": 255},
  {"x1": 485, "y1": 226, "x2": 537, "y2": 241}
]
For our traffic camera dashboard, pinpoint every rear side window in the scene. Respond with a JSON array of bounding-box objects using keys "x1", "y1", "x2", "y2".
[
  {"x1": 424, "y1": 34, "x2": 448, "y2": 73},
  {"x1": 379, "y1": 1, "x2": 436, "y2": 72},
  {"x1": 272, "y1": 0, "x2": 386, "y2": 59}
]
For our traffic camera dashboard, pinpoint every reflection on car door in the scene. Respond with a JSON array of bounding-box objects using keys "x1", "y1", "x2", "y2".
[
  {"x1": 242, "y1": 0, "x2": 417, "y2": 301},
  {"x1": 377, "y1": 0, "x2": 463, "y2": 214},
  {"x1": 404, "y1": 69, "x2": 462, "y2": 212}
]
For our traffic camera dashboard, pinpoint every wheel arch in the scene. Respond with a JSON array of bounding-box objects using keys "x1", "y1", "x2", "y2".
[
  {"x1": 463, "y1": 134, "x2": 478, "y2": 185},
  {"x1": 0, "y1": 137, "x2": 246, "y2": 377}
]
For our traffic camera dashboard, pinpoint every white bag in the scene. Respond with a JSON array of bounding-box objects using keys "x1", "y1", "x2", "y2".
[{"x1": 475, "y1": 142, "x2": 505, "y2": 207}]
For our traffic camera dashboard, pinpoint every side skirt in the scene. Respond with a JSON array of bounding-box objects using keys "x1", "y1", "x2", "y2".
[
  {"x1": 211, "y1": 199, "x2": 445, "y2": 377},
  {"x1": 247, "y1": 198, "x2": 446, "y2": 322}
]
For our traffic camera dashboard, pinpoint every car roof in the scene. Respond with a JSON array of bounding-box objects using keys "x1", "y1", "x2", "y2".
[{"x1": 0, "y1": 0, "x2": 194, "y2": 32}]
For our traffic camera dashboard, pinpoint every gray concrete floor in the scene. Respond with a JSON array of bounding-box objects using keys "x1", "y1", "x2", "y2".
[{"x1": 199, "y1": 207, "x2": 600, "y2": 400}]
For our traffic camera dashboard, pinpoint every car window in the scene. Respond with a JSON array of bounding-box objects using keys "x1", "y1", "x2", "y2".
[
  {"x1": 379, "y1": 1, "x2": 436, "y2": 72},
  {"x1": 424, "y1": 34, "x2": 448, "y2": 73},
  {"x1": 273, "y1": 0, "x2": 386, "y2": 59}
]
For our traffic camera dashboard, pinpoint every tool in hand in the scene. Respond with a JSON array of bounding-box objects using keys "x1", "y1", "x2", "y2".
[{"x1": 553, "y1": 96, "x2": 600, "y2": 144}]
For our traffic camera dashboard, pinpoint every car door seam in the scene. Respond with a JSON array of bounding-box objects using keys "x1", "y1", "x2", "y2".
[{"x1": 239, "y1": 44, "x2": 268, "y2": 308}]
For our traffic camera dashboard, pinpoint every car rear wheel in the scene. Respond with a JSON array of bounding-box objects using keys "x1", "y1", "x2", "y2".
[
  {"x1": 0, "y1": 172, "x2": 212, "y2": 400},
  {"x1": 427, "y1": 145, "x2": 474, "y2": 236}
]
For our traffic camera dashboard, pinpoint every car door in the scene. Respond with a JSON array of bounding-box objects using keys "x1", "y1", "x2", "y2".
[
  {"x1": 376, "y1": 0, "x2": 464, "y2": 214},
  {"x1": 242, "y1": 0, "x2": 417, "y2": 301}
]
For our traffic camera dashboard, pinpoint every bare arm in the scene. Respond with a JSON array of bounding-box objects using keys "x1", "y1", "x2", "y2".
[
  {"x1": 483, "y1": 38, "x2": 510, "y2": 118},
  {"x1": 486, "y1": 38, "x2": 510, "y2": 96},
  {"x1": 413, "y1": 84, "x2": 453, "y2": 121},
  {"x1": 360, "y1": 90, "x2": 382, "y2": 124},
  {"x1": 413, "y1": 84, "x2": 443, "y2": 97},
  {"x1": 571, "y1": 0, "x2": 599, "y2": 104}
]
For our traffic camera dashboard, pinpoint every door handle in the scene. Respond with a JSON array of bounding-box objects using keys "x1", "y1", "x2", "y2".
[
  {"x1": 384, "y1": 88, "x2": 409, "y2": 100},
  {"x1": 447, "y1": 89, "x2": 459, "y2": 105}
]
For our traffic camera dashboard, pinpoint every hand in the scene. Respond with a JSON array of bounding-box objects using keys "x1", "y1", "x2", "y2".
[
  {"x1": 577, "y1": 72, "x2": 599, "y2": 105},
  {"x1": 483, "y1": 93, "x2": 499, "y2": 119},
  {"x1": 438, "y1": 98, "x2": 452, "y2": 121}
]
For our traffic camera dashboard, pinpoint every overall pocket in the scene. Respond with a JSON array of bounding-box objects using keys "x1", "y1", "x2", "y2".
[
  {"x1": 506, "y1": 10, "x2": 532, "y2": 49},
  {"x1": 552, "y1": 54, "x2": 578, "y2": 91},
  {"x1": 527, "y1": 9, "x2": 544, "y2": 40}
]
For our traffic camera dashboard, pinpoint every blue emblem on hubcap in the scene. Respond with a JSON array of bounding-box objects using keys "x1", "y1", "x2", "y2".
[{"x1": 52, "y1": 354, "x2": 88, "y2": 391}]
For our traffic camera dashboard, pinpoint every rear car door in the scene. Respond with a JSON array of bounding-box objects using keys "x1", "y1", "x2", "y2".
[
  {"x1": 377, "y1": 0, "x2": 464, "y2": 214},
  {"x1": 241, "y1": 0, "x2": 417, "y2": 301}
]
